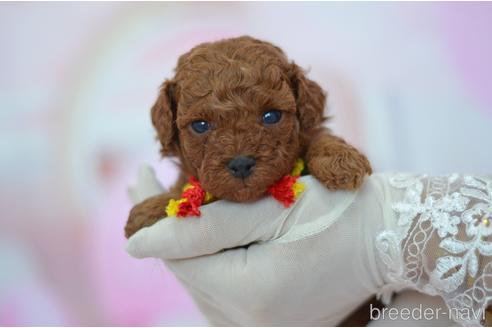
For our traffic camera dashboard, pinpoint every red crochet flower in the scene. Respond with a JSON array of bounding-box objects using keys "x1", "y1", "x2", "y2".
[
  {"x1": 267, "y1": 175, "x2": 299, "y2": 207},
  {"x1": 174, "y1": 177, "x2": 206, "y2": 217}
]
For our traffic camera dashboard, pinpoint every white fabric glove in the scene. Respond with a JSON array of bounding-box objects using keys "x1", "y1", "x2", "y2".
[
  {"x1": 127, "y1": 165, "x2": 165, "y2": 203},
  {"x1": 126, "y1": 168, "x2": 492, "y2": 326},
  {"x1": 127, "y1": 170, "x2": 390, "y2": 326}
]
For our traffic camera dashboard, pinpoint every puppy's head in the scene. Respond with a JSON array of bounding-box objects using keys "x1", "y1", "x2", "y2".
[{"x1": 151, "y1": 36, "x2": 326, "y2": 201}]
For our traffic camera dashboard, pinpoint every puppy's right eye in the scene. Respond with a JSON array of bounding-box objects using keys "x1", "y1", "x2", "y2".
[
  {"x1": 191, "y1": 120, "x2": 210, "y2": 134},
  {"x1": 262, "y1": 109, "x2": 282, "y2": 125}
]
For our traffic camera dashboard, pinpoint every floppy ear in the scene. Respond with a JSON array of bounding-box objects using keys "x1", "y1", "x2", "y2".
[
  {"x1": 151, "y1": 80, "x2": 179, "y2": 156},
  {"x1": 289, "y1": 63, "x2": 327, "y2": 132}
]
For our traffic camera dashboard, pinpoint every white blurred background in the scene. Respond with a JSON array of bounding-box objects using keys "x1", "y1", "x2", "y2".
[{"x1": 0, "y1": 2, "x2": 491, "y2": 325}]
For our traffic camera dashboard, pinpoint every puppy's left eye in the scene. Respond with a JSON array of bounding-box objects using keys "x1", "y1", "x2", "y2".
[
  {"x1": 262, "y1": 110, "x2": 282, "y2": 125},
  {"x1": 191, "y1": 120, "x2": 210, "y2": 134}
]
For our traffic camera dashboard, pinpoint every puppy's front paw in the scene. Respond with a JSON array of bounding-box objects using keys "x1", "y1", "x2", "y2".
[
  {"x1": 125, "y1": 196, "x2": 168, "y2": 239},
  {"x1": 308, "y1": 151, "x2": 372, "y2": 190}
]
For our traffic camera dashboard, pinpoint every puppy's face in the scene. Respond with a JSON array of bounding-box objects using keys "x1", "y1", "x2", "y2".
[
  {"x1": 151, "y1": 36, "x2": 326, "y2": 202},
  {"x1": 176, "y1": 65, "x2": 301, "y2": 201}
]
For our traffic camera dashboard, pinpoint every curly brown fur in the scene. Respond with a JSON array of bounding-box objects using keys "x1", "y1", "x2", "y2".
[
  {"x1": 125, "y1": 36, "x2": 372, "y2": 238},
  {"x1": 307, "y1": 130, "x2": 372, "y2": 190}
]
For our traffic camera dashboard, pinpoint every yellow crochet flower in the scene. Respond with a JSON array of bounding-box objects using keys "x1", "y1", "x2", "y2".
[
  {"x1": 166, "y1": 198, "x2": 186, "y2": 217},
  {"x1": 292, "y1": 181, "x2": 305, "y2": 198},
  {"x1": 291, "y1": 158, "x2": 305, "y2": 177},
  {"x1": 204, "y1": 192, "x2": 214, "y2": 203}
]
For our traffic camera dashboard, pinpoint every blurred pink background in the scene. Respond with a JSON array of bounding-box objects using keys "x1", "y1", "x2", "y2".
[{"x1": 1, "y1": 2, "x2": 491, "y2": 326}]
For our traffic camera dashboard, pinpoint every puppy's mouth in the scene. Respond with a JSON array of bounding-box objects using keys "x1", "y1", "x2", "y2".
[
  {"x1": 199, "y1": 160, "x2": 284, "y2": 202},
  {"x1": 215, "y1": 178, "x2": 271, "y2": 202}
]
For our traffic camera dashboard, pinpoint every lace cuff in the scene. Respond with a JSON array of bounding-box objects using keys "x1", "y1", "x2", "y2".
[{"x1": 376, "y1": 173, "x2": 492, "y2": 326}]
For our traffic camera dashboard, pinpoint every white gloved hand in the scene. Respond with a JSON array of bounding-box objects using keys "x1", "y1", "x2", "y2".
[
  {"x1": 126, "y1": 168, "x2": 492, "y2": 326},
  {"x1": 126, "y1": 170, "x2": 392, "y2": 326},
  {"x1": 127, "y1": 165, "x2": 165, "y2": 204}
]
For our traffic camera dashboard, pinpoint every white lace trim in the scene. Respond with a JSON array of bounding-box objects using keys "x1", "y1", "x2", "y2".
[{"x1": 376, "y1": 173, "x2": 492, "y2": 326}]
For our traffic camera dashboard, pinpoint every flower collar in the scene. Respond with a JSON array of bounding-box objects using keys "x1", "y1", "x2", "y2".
[{"x1": 166, "y1": 159, "x2": 305, "y2": 218}]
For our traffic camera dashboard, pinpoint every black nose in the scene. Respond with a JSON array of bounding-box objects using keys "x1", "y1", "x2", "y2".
[{"x1": 227, "y1": 156, "x2": 256, "y2": 179}]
